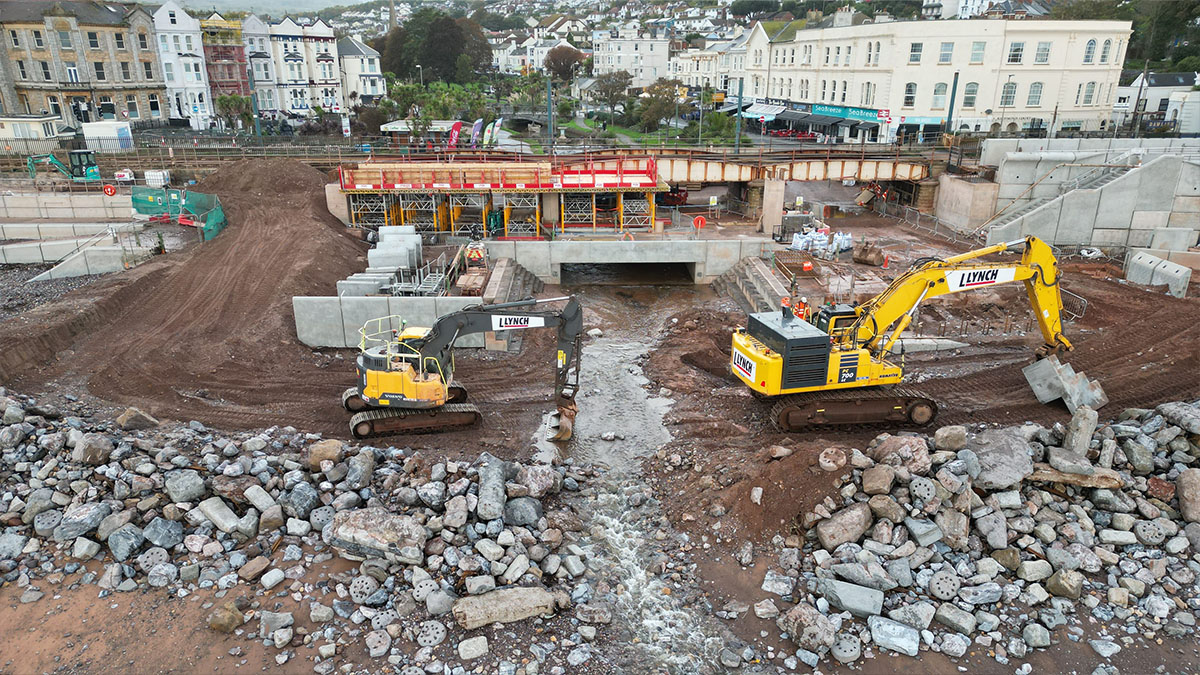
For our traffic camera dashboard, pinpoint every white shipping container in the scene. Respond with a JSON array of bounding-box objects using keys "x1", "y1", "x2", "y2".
[{"x1": 145, "y1": 170, "x2": 171, "y2": 188}]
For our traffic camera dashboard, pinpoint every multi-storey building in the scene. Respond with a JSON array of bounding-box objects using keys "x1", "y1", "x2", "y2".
[
  {"x1": 0, "y1": 1, "x2": 167, "y2": 126},
  {"x1": 242, "y1": 15, "x2": 277, "y2": 117},
  {"x1": 269, "y1": 18, "x2": 343, "y2": 117},
  {"x1": 200, "y1": 14, "x2": 248, "y2": 99},
  {"x1": 592, "y1": 25, "x2": 673, "y2": 89},
  {"x1": 152, "y1": 0, "x2": 210, "y2": 129},
  {"x1": 728, "y1": 11, "x2": 1131, "y2": 141},
  {"x1": 337, "y1": 37, "x2": 383, "y2": 106}
]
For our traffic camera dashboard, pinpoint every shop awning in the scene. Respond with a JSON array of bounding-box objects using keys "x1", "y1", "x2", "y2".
[
  {"x1": 716, "y1": 102, "x2": 749, "y2": 114},
  {"x1": 834, "y1": 119, "x2": 859, "y2": 128},
  {"x1": 802, "y1": 115, "x2": 840, "y2": 126},
  {"x1": 856, "y1": 121, "x2": 880, "y2": 130},
  {"x1": 742, "y1": 103, "x2": 786, "y2": 121},
  {"x1": 777, "y1": 110, "x2": 809, "y2": 122}
]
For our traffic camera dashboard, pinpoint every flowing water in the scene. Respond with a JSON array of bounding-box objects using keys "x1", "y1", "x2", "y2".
[{"x1": 532, "y1": 285, "x2": 731, "y2": 673}]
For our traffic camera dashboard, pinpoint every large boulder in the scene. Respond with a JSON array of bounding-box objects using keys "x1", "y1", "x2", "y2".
[
  {"x1": 475, "y1": 462, "x2": 508, "y2": 521},
  {"x1": 306, "y1": 439, "x2": 345, "y2": 471},
  {"x1": 966, "y1": 429, "x2": 1033, "y2": 490},
  {"x1": 71, "y1": 433, "x2": 114, "y2": 465},
  {"x1": 1177, "y1": 469, "x2": 1200, "y2": 523},
  {"x1": 776, "y1": 602, "x2": 836, "y2": 651},
  {"x1": 816, "y1": 503, "x2": 873, "y2": 551},
  {"x1": 867, "y1": 435, "x2": 931, "y2": 475},
  {"x1": 451, "y1": 586, "x2": 556, "y2": 630},
  {"x1": 116, "y1": 407, "x2": 159, "y2": 431},
  {"x1": 517, "y1": 464, "x2": 562, "y2": 498},
  {"x1": 324, "y1": 507, "x2": 428, "y2": 562}
]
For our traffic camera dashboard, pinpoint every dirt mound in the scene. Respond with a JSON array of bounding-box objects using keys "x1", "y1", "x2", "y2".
[{"x1": 2, "y1": 159, "x2": 369, "y2": 433}]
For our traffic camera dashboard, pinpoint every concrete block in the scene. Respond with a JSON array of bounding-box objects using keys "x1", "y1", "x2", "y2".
[
  {"x1": 1022, "y1": 356, "x2": 1067, "y2": 404},
  {"x1": 1173, "y1": 196, "x2": 1200, "y2": 213},
  {"x1": 1017, "y1": 200, "x2": 1061, "y2": 242},
  {"x1": 293, "y1": 297, "x2": 347, "y2": 348},
  {"x1": 336, "y1": 279, "x2": 389, "y2": 297},
  {"x1": 1150, "y1": 228, "x2": 1197, "y2": 252},
  {"x1": 29, "y1": 246, "x2": 132, "y2": 281},
  {"x1": 1124, "y1": 229, "x2": 1154, "y2": 248},
  {"x1": 325, "y1": 184, "x2": 350, "y2": 225},
  {"x1": 1176, "y1": 162, "x2": 1200, "y2": 197},
  {"x1": 1023, "y1": 355, "x2": 1107, "y2": 413},
  {"x1": 1135, "y1": 156, "x2": 1182, "y2": 212},
  {"x1": 1131, "y1": 211, "x2": 1170, "y2": 230},
  {"x1": 1150, "y1": 258, "x2": 1192, "y2": 298},
  {"x1": 340, "y1": 297, "x2": 393, "y2": 348},
  {"x1": 1167, "y1": 212, "x2": 1200, "y2": 228},
  {"x1": 1055, "y1": 189, "x2": 1101, "y2": 243},
  {"x1": 1093, "y1": 175, "x2": 1138, "y2": 232}
]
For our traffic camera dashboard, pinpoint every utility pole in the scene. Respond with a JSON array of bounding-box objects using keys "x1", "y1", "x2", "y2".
[
  {"x1": 390, "y1": 0, "x2": 397, "y2": 29},
  {"x1": 945, "y1": 71, "x2": 959, "y2": 136},
  {"x1": 1133, "y1": 9, "x2": 1158, "y2": 138},
  {"x1": 547, "y1": 76, "x2": 554, "y2": 152},
  {"x1": 247, "y1": 64, "x2": 261, "y2": 140},
  {"x1": 735, "y1": 77, "x2": 744, "y2": 153},
  {"x1": 998, "y1": 74, "x2": 1013, "y2": 136},
  {"x1": 698, "y1": 85, "x2": 706, "y2": 146}
]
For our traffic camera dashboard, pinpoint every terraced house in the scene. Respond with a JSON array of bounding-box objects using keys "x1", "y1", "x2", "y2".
[{"x1": 0, "y1": 1, "x2": 166, "y2": 126}]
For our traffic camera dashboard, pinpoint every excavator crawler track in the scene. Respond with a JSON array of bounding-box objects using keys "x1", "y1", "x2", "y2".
[
  {"x1": 349, "y1": 403, "x2": 482, "y2": 439},
  {"x1": 342, "y1": 385, "x2": 468, "y2": 413},
  {"x1": 770, "y1": 386, "x2": 939, "y2": 431}
]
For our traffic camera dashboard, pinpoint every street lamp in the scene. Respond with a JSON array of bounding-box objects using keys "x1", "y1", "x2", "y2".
[
  {"x1": 416, "y1": 64, "x2": 423, "y2": 88},
  {"x1": 997, "y1": 74, "x2": 1013, "y2": 136}
]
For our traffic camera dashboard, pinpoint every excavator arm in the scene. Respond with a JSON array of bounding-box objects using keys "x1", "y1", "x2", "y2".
[
  {"x1": 414, "y1": 296, "x2": 584, "y2": 439},
  {"x1": 847, "y1": 236, "x2": 1072, "y2": 358}
]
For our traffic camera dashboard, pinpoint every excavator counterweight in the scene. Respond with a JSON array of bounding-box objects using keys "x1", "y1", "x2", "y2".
[{"x1": 731, "y1": 236, "x2": 1073, "y2": 430}]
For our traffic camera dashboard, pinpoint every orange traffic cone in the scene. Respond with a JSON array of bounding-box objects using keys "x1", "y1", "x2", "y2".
[{"x1": 882, "y1": 255, "x2": 890, "y2": 269}]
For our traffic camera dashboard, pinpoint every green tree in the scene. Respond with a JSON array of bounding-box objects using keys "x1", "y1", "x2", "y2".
[
  {"x1": 1175, "y1": 55, "x2": 1200, "y2": 72},
  {"x1": 419, "y1": 16, "x2": 466, "y2": 82},
  {"x1": 729, "y1": 0, "x2": 778, "y2": 16},
  {"x1": 637, "y1": 78, "x2": 692, "y2": 133},
  {"x1": 215, "y1": 94, "x2": 252, "y2": 131},
  {"x1": 591, "y1": 70, "x2": 633, "y2": 125},
  {"x1": 456, "y1": 18, "x2": 493, "y2": 77},
  {"x1": 544, "y1": 45, "x2": 586, "y2": 81}
]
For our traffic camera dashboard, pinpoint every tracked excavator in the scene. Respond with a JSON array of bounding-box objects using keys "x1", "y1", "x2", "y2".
[
  {"x1": 342, "y1": 296, "x2": 583, "y2": 440},
  {"x1": 731, "y1": 236, "x2": 1073, "y2": 430}
]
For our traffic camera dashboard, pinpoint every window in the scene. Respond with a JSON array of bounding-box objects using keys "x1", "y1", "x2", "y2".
[
  {"x1": 88, "y1": 32, "x2": 99, "y2": 49},
  {"x1": 1158, "y1": 97, "x2": 1169, "y2": 112},
  {"x1": 1007, "y1": 41, "x2": 1024, "y2": 64},
  {"x1": 874, "y1": 41, "x2": 881, "y2": 64},
  {"x1": 16, "y1": 60, "x2": 26, "y2": 79},
  {"x1": 115, "y1": 33, "x2": 125, "y2": 50},
  {"x1": 138, "y1": 32, "x2": 148, "y2": 50},
  {"x1": 185, "y1": 35, "x2": 193, "y2": 51},
  {"x1": 1076, "y1": 83, "x2": 1083, "y2": 105},
  {"x1": 99, "y1": 95, "x2": 113, "y2": 119},
  {"x1": 33, "y1": 31, "x2": 43, "y2": 48},
  {"x1": 149, "y1": 93, "x2": 161, "y2": 117},
  {"x1": 48, "y1": 96, "x2": 60, "y2": 116},
  {"x1": 939, "y1": 42, "x2": 953, "y2": 64},
  {"x1": 1100, "y1": 39, "x2": 1111, "y2": 63},
  {"x1": 835, "y1": 46, "x2": 841, "y2": 65},
  {"x1": 121, "y1": 61, "x2": 131, "y2": 80},
  {"x1": 40, "y1": 61, "x2": 50, "y2": 81},
  {"x1": 824, "y1": 47, "x2": 830, "y2": 65},
  {"x1": 168, "y1": 10, "x2": 177, "y2": 24},
  {"x1": 1035, "y1": 42, "x2": 1050, "y2": 64},
  {"x1": 42, "y1": 121, "x2": 54, "y2": 136},
  {"x1": 58, "y1": 31, "x2": 71, "y2": 49},
  {"x1": 164, "y1": 62, "x2": 174, "y2": 82},
  {"x1": 932, "y1": 82, "x2": 947, "y2": 108},
  {"x1": 1000, "y1": 81, "x2": 1016, "y2": 106},
  {"x1": 173, "y1": 35, "x2": 181, "y2": 52},
  {"x1": 1083, "y1": 81, "x2": 1095, "y2": 105},
  {"x1": 126, "y1": 95, "x2": 139, "y2": 118},
  {"x1": 962, "y1": 82, "x2": 978, "y2": 108},
  {"x1": 1083, "y1": 39, "x2": 1096, "y2": 63},
  {"x1": 66, "y1": 62, "x2": 78, "y2": 83},
  {"x1": 909, "y1": 42, "x2": 923, "y2": 64},
  {"x1": 159, "y1": 34, "x2": 168, "y2": 52},
  {"x1": 841, "y1": 80, "x2": 847, "y2": 103},
  {"x1": 866, "y1": 41, "x2": 873, "y2": 65},
  {"x1": 821, "y1": 79, "x2": 827, "y2": 100},
  {"x1": 9, "y1": 30, "x2": 19, "y2": 48},
  {"x1": 1027, "y1": 82, "x2": 1043, "y2": 106},
  {"x1": 143, "y1": 61, "x2": 152, "y2": 79},
  {"x1": 903, "y1": 82, "x2": 916, "y2": 107},
  {"x1": 845, "y1": 46, "x2": 850, "y2": 65},
  {"x1": 94, "y1": 62, "x2": 105, "y2": 80}
]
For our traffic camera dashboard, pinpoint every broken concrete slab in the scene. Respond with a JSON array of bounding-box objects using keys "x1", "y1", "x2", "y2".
[
  {"x1": 1022, "y1": 355, "x2": 1107, "y2": 413},
  {"x1": 451, "y1": 586, "x2": 557, "y2": 630},
  {"x1": 1028, "y1": 464, "x2": 1124, "y2": 489}
]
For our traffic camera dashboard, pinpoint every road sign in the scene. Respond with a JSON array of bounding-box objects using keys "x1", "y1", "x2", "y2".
[
  {"x1": 693, "y1": 215, "x2": 706, "y2": 229},
  {"x1": 759, "y1": 116, "x2": 766, "y2": 125},
  {"x1": 342, "y1": 116, "x2": 351, "y2": 138},
  {"x1": 709, "y1": 195, "x2": 718, "y2": 207},
  {"x1": 877, "y1": 108, "x2": 889, "y2": 119},
  {"x1": 102, "y1": 184, "x2": 116, "y2": 196}
]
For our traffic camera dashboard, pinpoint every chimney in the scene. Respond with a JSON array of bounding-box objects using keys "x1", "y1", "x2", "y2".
[
  {"x1": 833, "y1": 5, "x2": 854, "y2": 27},
  {"x1": 874, "y1": 10, "x2": 893, "y2": 22}
]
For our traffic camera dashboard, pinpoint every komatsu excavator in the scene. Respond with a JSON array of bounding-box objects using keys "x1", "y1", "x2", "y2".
[
  {"x1": 731, "y1": 236, "x2": 1073, "y2": 430},
  {"x1": 342, "y1": 296, "x2": 582, "y2": 440}
]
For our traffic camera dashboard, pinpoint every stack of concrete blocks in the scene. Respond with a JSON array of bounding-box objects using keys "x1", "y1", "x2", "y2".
[
  {"x1": 335, "y1": 273, "x2": 396, "y2": 297},
  {"x1": 368, "y1": 226, "x2": 423, "y2": 271},
  {"x1": 1124, "y1": 251, "x2": 1192, "y2": 298},
  {"x1": 1022, "y1": 355, "x2": 1109, "y2": 414}
]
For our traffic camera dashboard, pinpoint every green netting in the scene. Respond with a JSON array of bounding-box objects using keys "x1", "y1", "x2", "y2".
[{"x1": 131, "y1": 186, "x2": 228, "y2": 242}]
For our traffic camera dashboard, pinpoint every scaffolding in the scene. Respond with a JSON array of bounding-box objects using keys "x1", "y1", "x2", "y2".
[
  {"x1": 449, "y1": 193, "x2": 489, "y2": 237},
  {"x1": 619, "y1": 194, "x2": 654, "y2": 230},
  {"x1": 562, "y1": 193, "x2": 594, "y2": 229},
  {"x1": 498, "y1": 193, "x2": 540, "y2": 238},
  {"x1": 391, "y1": 252, "x2": 449, "y2": 296},
  {"x1": 399, "y1": 193, "x2": 441, "y2": 232},
  {"x1": 348, "y1": 192, "x2": 399, "y2": 229}
]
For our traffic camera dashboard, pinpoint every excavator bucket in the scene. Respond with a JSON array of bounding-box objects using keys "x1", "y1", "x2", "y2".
[
  {"x1": 546, "y1": 401, "x2": 578, "y2": 442},
  {"x1": 853, "y1": 240, "x2": 886, "y2": 267}
]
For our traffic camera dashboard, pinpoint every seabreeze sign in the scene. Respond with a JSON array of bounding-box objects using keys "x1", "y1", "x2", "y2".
[
  {"x1": 491, "y1": 315, "x2": 547, "y2": 331},
  {"x1": 731, "y1": 346, "x2": 757, "y2": 381},
  {"x1": 944, "y1": 268, "x2": 1017, "y2": 293}
]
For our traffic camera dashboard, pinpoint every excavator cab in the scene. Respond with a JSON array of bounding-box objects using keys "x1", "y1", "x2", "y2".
[
  {"x1": 68, "y1": 150, "x2": 101, "y2": 180},
  {"x1": 813, "y1": 303, "x2": 858, "y2": 336}
]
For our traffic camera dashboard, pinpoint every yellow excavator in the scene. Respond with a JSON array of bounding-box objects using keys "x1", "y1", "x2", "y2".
[
  {"x1": 731, "y1": 236, "x2": 1072, "y2": 430},
  {"x1": 342, "y1": 296, "x2": 582, "y2": 440}
]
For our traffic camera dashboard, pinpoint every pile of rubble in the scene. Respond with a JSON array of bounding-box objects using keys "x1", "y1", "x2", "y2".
[
  {"x1": 0, "y1": 388, "x2": 605, "y2": 673},
  {"x1": 754, "y1": 400, "x2": 1200, "y2": 669}
]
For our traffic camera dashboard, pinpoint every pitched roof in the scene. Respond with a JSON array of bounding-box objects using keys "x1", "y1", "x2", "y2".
[
  {"x1": 1146, "y1": 72, "x2": 1198, "y2": 87},
  {"x1": 0, "y1": 1, "x2": 135, "y2": 25},
  {"x1": 337, "y1": 36, "x2": 378, "y2": 57}
]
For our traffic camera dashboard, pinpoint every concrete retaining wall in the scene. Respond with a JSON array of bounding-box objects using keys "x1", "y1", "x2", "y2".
[
  {"x1": 0, "y1": 222, "x2": 139, "y2": 240},
  {"x1": 1124, "y1": 251, "x2": 1192, "y2": 298},
  {"x1": 28, "y1": 246, "x2": 133, "y2": 281},
  {"x1": 981, "y1": 138, "x2": 1200, "y2": 167},
  {"x1": 292, "y1": 295, "x2": 486, "y2": 349},
  {"x1": 0, "y1": 192, "x2": 132, "y2": 221},
  {"x1": 483, "y1": 238, "x2": 772, "y2": 284},
  {"x1": 935, "y1": 174, "x2": 1000, "y2": 231},
  {"x1": 1129, "y1": 247, "x2": 1200, "y2": 271},
  {"x1": 0, "y1": 238, "x2": 99, "y2": 264},
  {"x1": 986, "y1": 157, "x2": 1200, "y2": 251}
]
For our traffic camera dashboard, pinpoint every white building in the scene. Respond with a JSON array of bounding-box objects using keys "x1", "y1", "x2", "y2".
[
  {"x1": 493, "y1": 37, "x2": 575, "y2": 75},
  {"x1": 152, "y1": 0, "x2": 211, "y2": 129},
  {"x1": 337, "y1": 37, "x2": 383, "y2": 105},
  {"x1": 592, "y1": 26, "x2": 673, "y2": 89},
  {"x1": 1165, "y1": 90, "x2": 1199, "y2": 135},
  {"x1": 269, "y1": 18, "x2": 344, "y2": 118},
  {"x1": 242, "y1": 15, "x2": 277, "y2": 117},
  {"x1": 1112, "y1": 72, "x2": 1199, "y2": 130},
  {"x1": 735, "y1": 14, "x2": 1131, "y2": 142}
]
